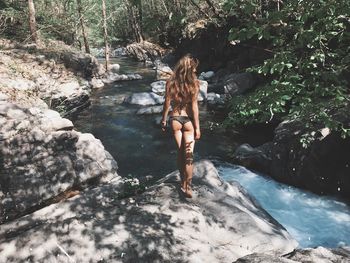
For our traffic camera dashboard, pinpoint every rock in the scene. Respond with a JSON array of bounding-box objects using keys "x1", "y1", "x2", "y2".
[
  {"x1": 199, "y1": 71, "x2": 215, "y2": 80},
  {"x1": 156, "y1": 64, "x2": 173, "y2": 80},
  {"x1": 90, "y1": 77, "x2": 105, "y2": 89},
  {"x1": 50, "y1": 92, "x2": 90, "y2": 118},
  {"x1": 206, "y1": 92, "x2": 226, "y2": 106},
  {"x1": 0, "y1": 77, "x2": 36, "y2": 91},
  {"x1": 223, "y1": 72, "x2": 257, "y2": 96},
  {"x1": 0, "y1": 93, "x2": 8, "y2": 101},
  {"x1": 290, "y1": 246, "x2": 350, "y2": 262},
  {"x1": 136, "y1": 105, "x2": 164, "y2": 115},
  {"x1": 56, "y1": 81, "x2": 81, "y2": 96},
  {"x1": 207, "y1": 83, "x2": 226, "y2": 94},
  {"x1": 125, "y1": 92, "x2": 164, "y2": 106},
  {"x1": 109, "y1": 63, "x2": 120, "y2": 73},
  {"x1": 0, "y1": 103, "x2": 120, "y2": 223},
  {"x1": 0, "y1": 160, "x2": 297, "y2": 262},
  {"x1": 233, "y1": 246, "x2": 350, "y2": 262},
  {"x1": 52, "y1": 50, "x2": 103, "y2": 78},
  {"x1": 198, "y1": 80, "x2": 208, "y2": 101},
  {"x1": 126, "y1": 41, "x2": 165, "y2": 63},
  {"x1": 0, "y1": 102, "x2": 28, "y2": 120},
  {"x1": 102, "y1": 72, "x2": 143, "y2": 84},
  {"x1": 112, "y1": 47, "x2": 127, "y2": 57},
  {"x1": 151, "y1": 80, "x2": 166, "y2": 95},
  {"x1": 233, "y1": 143, "x2": 271, "y2": 174},
  {"x1": 234, "y1": 113, "x2": 350, "y2": 199}
]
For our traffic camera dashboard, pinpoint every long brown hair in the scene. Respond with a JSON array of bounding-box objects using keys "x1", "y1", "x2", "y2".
[{"x1": 167, "y1": 54, "x2": 199, "y2": 110}]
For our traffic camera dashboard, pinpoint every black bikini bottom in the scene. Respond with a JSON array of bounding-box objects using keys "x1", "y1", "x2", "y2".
[{"x1": 169, "y1": 115, "x2": 193, "y2": 125}]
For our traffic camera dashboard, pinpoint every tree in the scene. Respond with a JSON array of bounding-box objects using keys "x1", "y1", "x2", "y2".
[
  {"x1": 27, "y1": 0, "x2": 38, "y2": 43},
  {"x1": 101, "y1": 0, "x2": 109, "y2": 70},
  {"x1": 77, "y1": 0, "x2": 90, "y2": 53},
  {"x1": 126, "y1": 0, "x2": 144, "y2": 43},
  {"x1": 224, "y1": 0, "x2": 350, "y2": 145}
]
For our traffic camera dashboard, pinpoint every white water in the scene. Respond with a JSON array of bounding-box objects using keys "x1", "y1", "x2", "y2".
[{"x1": 218, "y1": 164, "x2": 350, "y2": 248}]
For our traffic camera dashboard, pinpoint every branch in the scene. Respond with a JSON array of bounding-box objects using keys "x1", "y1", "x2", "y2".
[{"x1": 188, "y1": 0, "x2": 210, "y2": 19}]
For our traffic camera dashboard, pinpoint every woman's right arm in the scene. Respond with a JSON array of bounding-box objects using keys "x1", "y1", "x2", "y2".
[
  {"x1": 161, "y1": 80, "x2": 171, "y2": 130},
  {"x1": 192, "y1": 82, "x2": 201, "y2": 140}
]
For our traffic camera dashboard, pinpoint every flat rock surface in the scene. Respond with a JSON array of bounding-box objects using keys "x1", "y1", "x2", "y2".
[
  {"x1": 0, "y1": 101, "x2": 120, "y2": 223},
  {"x1": 0, "y1": 160, "x2": 297, "y2": 263}
]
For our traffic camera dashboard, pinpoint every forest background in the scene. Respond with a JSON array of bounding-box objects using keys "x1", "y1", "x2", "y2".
[{"x1": 1, "y1": 0, "x2": 349, "y2": 146}]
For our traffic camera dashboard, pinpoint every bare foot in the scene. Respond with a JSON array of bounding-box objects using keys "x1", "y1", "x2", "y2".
[{"x1": 185, "y1": 184, "x2": 192, "y2": 198}]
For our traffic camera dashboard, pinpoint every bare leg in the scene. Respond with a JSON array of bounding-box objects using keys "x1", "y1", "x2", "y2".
[
  {"x1": 182, "y1": 122, "x2": 195, "y2": 198},
  {"x1": 171, "y1": 120, "x2": 185, "y2": 189},
  {"x1": 177, "y1": 142, "x2": 186, "y2": 189}
]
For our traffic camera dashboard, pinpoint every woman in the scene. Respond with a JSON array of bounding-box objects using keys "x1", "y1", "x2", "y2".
[{"x1": 161, "y1": 54, "x2": 201, "y2": 198}]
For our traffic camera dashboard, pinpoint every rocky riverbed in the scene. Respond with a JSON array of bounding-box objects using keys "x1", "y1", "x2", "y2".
[{"x1": 1, "y1": 40, "x2": 349, "y2": 262}]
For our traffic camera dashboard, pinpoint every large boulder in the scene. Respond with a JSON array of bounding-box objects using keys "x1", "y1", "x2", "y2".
[
  {"x1": 111, "y1": 47, "x2": 127, "y2": 57},
  {"x1": 0, "y1": 160, "x2": 297, "y2": 262},
  {"x1": 42, "y1": 48, "x2": 104, "y2": 78},
  {"x1": 156, "y1": 64, "x2": 173, "y2": 80},
  {"x1": 0, "y1": 102, "x2": 120, "y2": 224},
  {"x1": 151, "y1": 80, "x2": 166, "y2": 95},
  {"x1": 234, "y1": 115, "x2": 350, "y2": 199},
  {"x1": 206, "y1": 92, "x2": 226, "y2": 106},
  {"x1": 222, "y1": 72, "x2": 257, "y2": 97},
  {"x1": 198, "y1": 80, "x2": 208, "y2": 101},
  {"x1": 199, "y1": 71, "x2": 215, "y2": 81},
  {"x1": 49, "y1": 81, "x2": 91, "y2": 117},
  {"x1": 124, "y1": 92, "x2": 165, "y2": 106},
  {"x1": 126, "y1": 41, "x2": 166, "y2": 63}
]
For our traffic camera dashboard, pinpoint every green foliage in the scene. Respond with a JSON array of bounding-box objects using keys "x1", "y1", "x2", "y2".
[{"x1": 224, "y1": 0, "x2": 350, "y2": 146}]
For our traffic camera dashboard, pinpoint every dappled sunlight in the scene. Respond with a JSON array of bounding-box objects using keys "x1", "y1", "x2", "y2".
[{"x1": 0, "y1": 161, "x2": 297, "y2": 262}]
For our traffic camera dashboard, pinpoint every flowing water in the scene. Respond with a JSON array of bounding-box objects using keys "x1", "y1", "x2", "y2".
[{"x1": 74, "y1": 57, "x2": 350, "y2": 248}]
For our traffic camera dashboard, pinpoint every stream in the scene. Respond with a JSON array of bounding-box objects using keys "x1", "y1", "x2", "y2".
[{"x1": 74, "y1": 57, "x2": 350, "y2": 249}]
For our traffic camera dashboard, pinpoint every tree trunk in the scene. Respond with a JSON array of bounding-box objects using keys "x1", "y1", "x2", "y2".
[
  {"x1": 126, "y1": 0, "x2": 143, "y2": 43},
  {"x1": 77, "y1": 0, "x2": 90, "y2": 53},
  {"x1": 101, "y1": 0, "x2": 109, "y2": 71},
  {"x1": 28, "y1": 0, "x2": 38, "y2": 43}
]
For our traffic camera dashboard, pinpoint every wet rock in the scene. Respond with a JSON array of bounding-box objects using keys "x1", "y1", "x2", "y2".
[
  {"x1": 199, "y1": 71, "x2": 215, "y2": 80},
  {"x1": 102, "y1": 72, "x2": 142, "y2": 84},
  {"x1": 198, "y1": 80, "x2": 208, "y2": 101},
  {"x1": 125, "y1": 92, "x2": 164, "y2": 106},
  {"x1": 233, "y1": 246, "x2": 350, "y2": 262},
  {"x1": 109, "y1": 63, "x2": 120, "y2": 73},
  {"x1": 234, "y1": 114, "x2": 350, "y2": 199},
  {"x1": 151, "y1": 80, "x2": 166, "y2": 95},
  {"x1": 0, "y1": 160, "x2": 297, "y2": 262},
  {"x1": 136, "y1": 105, "x2": 164, "y2": 115},
  {"x1": 233, "y1": 143, "x2": 271, "y2": 174},
  {"x1": 207, "y1": 92, "x2": 226, "y2": 105}
]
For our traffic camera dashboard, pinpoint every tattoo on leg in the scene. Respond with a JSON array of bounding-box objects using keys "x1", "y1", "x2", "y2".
[{"x1": 185, "y1": 151, "x2": 194, "y2": 165}]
